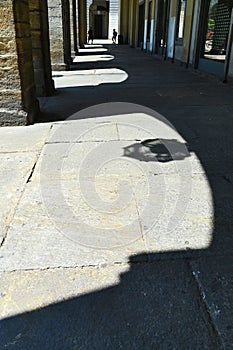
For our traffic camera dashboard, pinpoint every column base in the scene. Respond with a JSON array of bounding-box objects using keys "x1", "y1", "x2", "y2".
[
  {"x1": 0, "y1": 108, "x2": 28, "y2": 126},
  {"x1": 51, "y1": 63, "x2": 69, "y2": 71}
]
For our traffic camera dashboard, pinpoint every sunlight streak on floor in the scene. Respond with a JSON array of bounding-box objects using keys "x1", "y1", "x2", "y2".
[
  {"x1": 73, "y1": 54, "x2": 114, "y2": 63},
  {"x1": 52, "y1": 68, "x2": 128, "y2": 88}
]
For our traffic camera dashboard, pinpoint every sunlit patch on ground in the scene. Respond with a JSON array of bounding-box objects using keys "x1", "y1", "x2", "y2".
[
  {"x1": 52, "y1": 68, "x2": 128, "y2": 88},
  {"x1": 73, "y1": 54, "x2": 114, "y2": 63}
]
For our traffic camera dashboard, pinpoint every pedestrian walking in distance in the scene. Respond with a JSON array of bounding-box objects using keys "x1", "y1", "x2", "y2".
[
  {"x1": 88, "y1": 27, "x2": 94, "y2": 44},
  {"x1": 112, "y1": 29, "x2": 117, "y2": 44}
]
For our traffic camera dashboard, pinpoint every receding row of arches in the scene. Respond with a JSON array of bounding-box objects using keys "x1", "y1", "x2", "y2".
[
  {"x1": 2, "y1": 0, "x2": 233, "y2": 126},
  {"x1": 1, "y1": 0, "x2": 119, "y2": 126}
]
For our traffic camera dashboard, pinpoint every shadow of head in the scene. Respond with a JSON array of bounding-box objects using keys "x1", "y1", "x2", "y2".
[{"x1": 123, "y1": 138, "x2": 190, "y2": 163}]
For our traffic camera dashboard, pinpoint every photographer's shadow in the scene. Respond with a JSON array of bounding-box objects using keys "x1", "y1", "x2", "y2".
[{"x1": 123, "y1": 138, "x2": 190, "y2": 163}]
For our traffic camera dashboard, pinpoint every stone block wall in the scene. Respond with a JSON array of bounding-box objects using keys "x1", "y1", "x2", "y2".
[
  {"x1": 0, "y1": 0, "x2": 26, "y2": 125},
  {"x1": 0, "y1": 0, "x2": 39, "y2": 125}
]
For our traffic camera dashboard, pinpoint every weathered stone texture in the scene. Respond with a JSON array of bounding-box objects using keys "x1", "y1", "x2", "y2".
[
  {"x1": 29, "y1": 0, "x2": 54, "y2": 96},
  {"x1": 48, "y1": 0, "x2": 65, "y2": 69},
  {"x1": 0, "y1": 0, "x2": 24, "y2": 125},
  {"x1": 0, "y1": 0, "x2": 39, "y2": 125},
  {"x1": 13, "y1": 0, "x2": 40, "y2": 124},
  {"x1": 48, "y1": 0, "x2": 71, "y2": 70}
]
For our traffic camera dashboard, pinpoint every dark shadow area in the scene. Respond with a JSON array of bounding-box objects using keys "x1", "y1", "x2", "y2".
[
  {"x1": 0, "y1": 254, "x2": 222, "y2": 349},
  {"x1": 124, "y1": 139, "x2": 190, "y2": 163}
]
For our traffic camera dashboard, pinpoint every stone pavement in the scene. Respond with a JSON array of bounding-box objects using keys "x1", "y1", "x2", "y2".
[{"x1": 1, "y1": 42, "x2": 233, "y2": 349}]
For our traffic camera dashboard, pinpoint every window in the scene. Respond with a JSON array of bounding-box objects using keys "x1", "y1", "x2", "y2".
[
  {"x1": 176, "y1": 0, "x2": 187, "y2": 40},
  {"x1": 202, "y1": 0, "x2": 233, "y2": 61}
]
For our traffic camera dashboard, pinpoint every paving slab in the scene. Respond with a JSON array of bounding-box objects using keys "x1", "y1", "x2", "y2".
[
  {"x1": 0, "y1": 152, "x2": 38, "y2": 244},
  {"x1": 191, "y1": 256, "x2": 233, "y2": 349},
  {"x1": 0, "y1": 181, "x2": 145, "y2": 271},
  {"x1": 0, "y1": 124, "x2": 51, "y2": 153},
  {"x1": 140, "y1": 174, "x2": 214, "y2": 253},
  {"x1": 0, "y1": 260, "x2": 219, "y2": 349},
  {"x1": 47, "y1": 119, "x2": 118, "y2": 143}
]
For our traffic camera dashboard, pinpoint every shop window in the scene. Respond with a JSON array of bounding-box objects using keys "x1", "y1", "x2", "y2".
[
  {"x1": 203, "y1": 0, "x2": 233, "y2": 62},
  {"x1": 176, "y1": 0, "x2": 187, "y2": 40}
]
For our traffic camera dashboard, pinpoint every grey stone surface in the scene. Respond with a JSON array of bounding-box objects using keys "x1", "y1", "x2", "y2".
[
  {"x1": 0, "y1": 261, "x2": 219, "y2": 349},
  {"x1": 47, "y1": 120, "x2": 118, "y2": 143},
  {"x1": 191, "y1": 256, "x2": 233, "y2": 349},
  {"x1": 0, "y1": 124, "x2": 51, "y2": 153},
  {"x1": 0, "y1": 181, "x2": 145, "y2": 271},
  {"x1": 1, "y1": 43, "x2": 233, "y2": 348},
  {"x1": 0, "y1": 152, "x2": 38, "y2": 244}
]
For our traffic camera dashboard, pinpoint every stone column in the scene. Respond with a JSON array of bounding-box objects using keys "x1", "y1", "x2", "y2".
[
  {"x1": 129, "y1": 0, "x2": 139, "y2": 47},
  {"x1": 62, "y1": 0, "x2": 72, "y2": 65},
  {"x1": 48, "y1": 0, "x2": 71, "y2": 70},
  {"x1": 78, "y1": 0, "x2": 87, "y2": 48},
  {"x1": 29, "y1": 0, "x2": 54, "y2": 96},
  {"x1": 149, "y1": 0, "x2": 156, "y2": 52},
  {"x1": 71, "y1": 0, "x2": 78, "y2": 55},
  {"x1": 143, "y1": 0, "x2": 149, "y2": 50},
  {"x1": 0, "y1": 0, "x2": 39, "y2": 125},
  {"x1": 120, "y1": 0, "x2": 129, "y2": 43},
  {"x1": 128, "y1": 0, "x2": 133, "y2": 46},
  {"x1": 134, "y1": 0, "x2": 139, "y2": 47}
]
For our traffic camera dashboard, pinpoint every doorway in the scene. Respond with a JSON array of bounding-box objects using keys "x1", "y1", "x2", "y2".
[{"x1": 94, "y1": 15, "x2": 103, "y2": 38}]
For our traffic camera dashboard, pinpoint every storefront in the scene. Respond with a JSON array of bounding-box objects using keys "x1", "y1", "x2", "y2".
[{"x1": 196, "y1": 0, "x2": 233, "y2": 77}]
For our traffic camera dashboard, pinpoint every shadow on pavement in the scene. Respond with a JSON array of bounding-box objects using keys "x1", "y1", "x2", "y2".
[
  {"x1": 1, "y1": 253, "x2": 222, "y2": 349},
  {"x1": 8, "y1": 44, "x2": 232, "y2": 348},
  {"x1": 124, "y1": 139, "x2": 190, "y2": 162}
]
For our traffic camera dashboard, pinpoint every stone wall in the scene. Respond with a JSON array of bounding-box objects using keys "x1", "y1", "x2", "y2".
[
  {"x1": 0, "y1": 0, "x2": 40, "y2": 125},
  {"x1": 13, "y1": 0, "x2": 40, "y2": 124},
  {"x1": 0, "y1": 0, "x2": 31, "y2": 125}
]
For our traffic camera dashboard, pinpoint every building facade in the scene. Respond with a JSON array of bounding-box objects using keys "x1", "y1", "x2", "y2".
[
  {"x1": 1, "y1": 0, "x2": 233, "y2": 126},
  {"x1": 121, "y1": 0, "x2": 233, "y2": 80}
]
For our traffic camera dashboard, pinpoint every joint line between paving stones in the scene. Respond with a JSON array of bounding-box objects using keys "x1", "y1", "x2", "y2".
[
  {"x1": 188, "y1": 260, "x2": 224, "y2": 350},
  {"x1": 0, "y1": 157, "x2": 40, "y2": 248},
  {"x1": 0, "y1": 150, "x2": 39, "y2": 155},
  {"x1": 0, "y1": 261, "x2": 133, "y2": 274},
  {"x1": 0, "y1": 141, "x2": 46, "y2": 248},
  {"x1": 133, "y1": 190, "x2": 149, "y2": 255},
  {"x1": 3, "y1": 253, "x2": 231, "y2": 274},
  {"x1": 26, "y1": 162, "x2": 37, "y2": 184},
  {"x1": 45, "y1": 139, "x2": 122, "y2": 145},
  {"x1": 116, "y1": 123, "x2": 120, "y2": 140},
  {"x1": 44, "y1": 139, "x2": 147, "y2": 146},
  {"x1": 1, "y1": 259, "x2": 166, "y2": 274}
]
